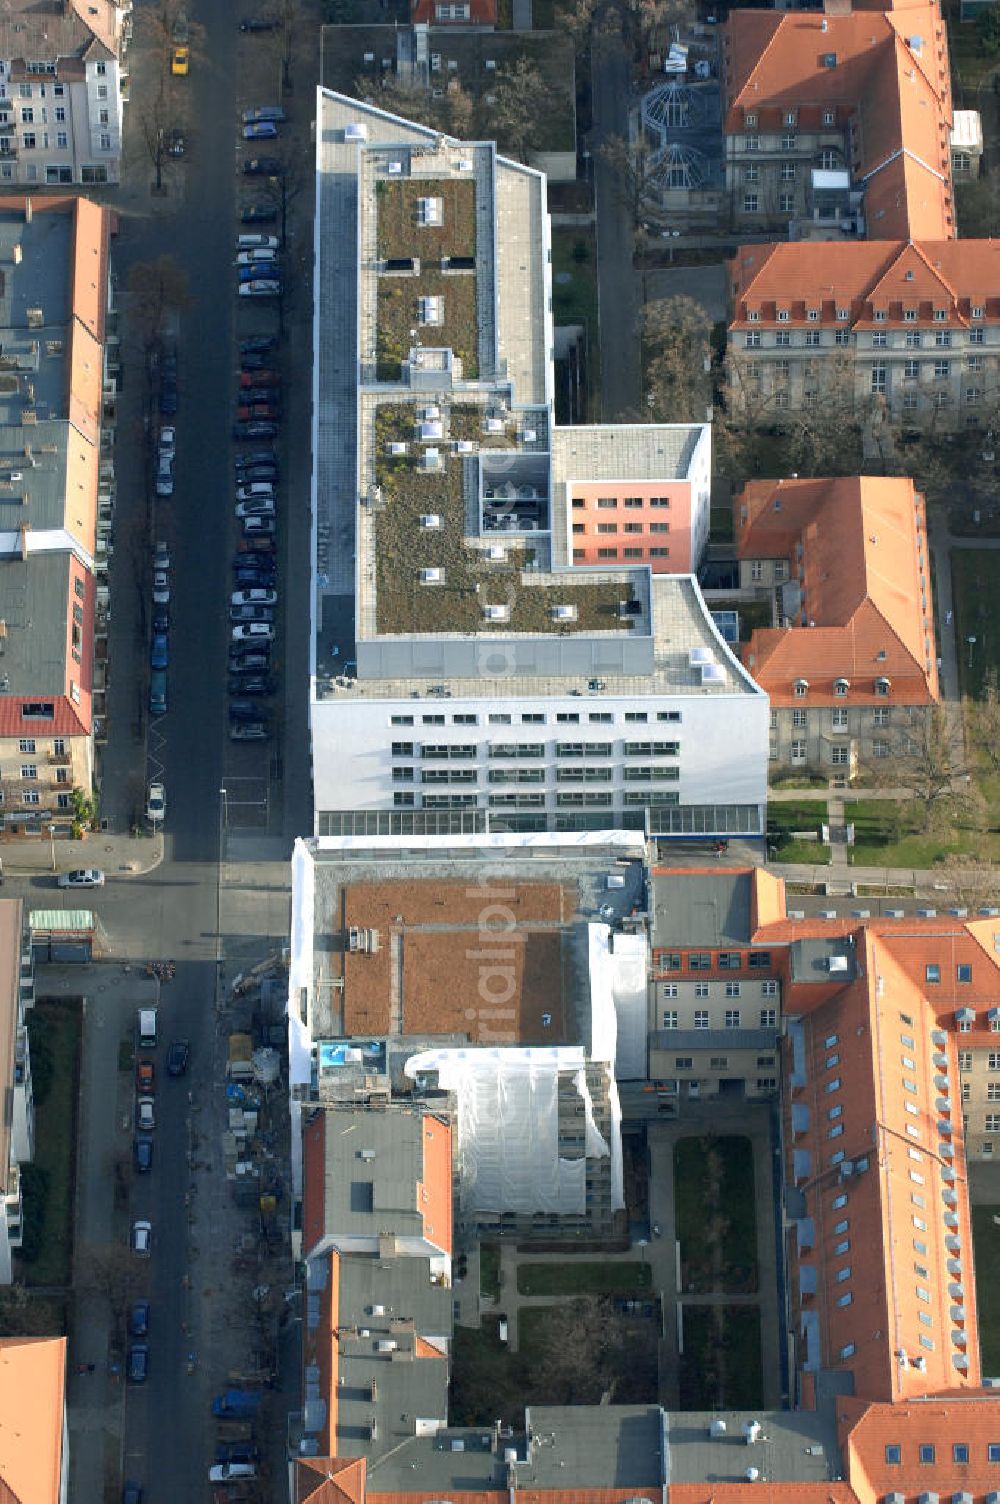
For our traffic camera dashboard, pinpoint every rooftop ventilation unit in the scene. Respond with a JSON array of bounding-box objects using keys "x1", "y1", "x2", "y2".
[
  {"x1": 421, "y1": 448, "x2": 442, "y2": 471},
  {"x1": 827, "y1": 955, "x2": 849, "y2": 974},
  {"x1": 487, "y1": 545, "x2": 506, "y2": 561},
  {"x1": 420, "y1": 567, "x2": 443, "y2": 584},
  {"x1": 456, "y1": 157, "x2": 473, "y2": 171},
  {"x1": 417, "y1": 196, "x2": 443, "y2": 226},
  {"x1": 387, "y1": 441, "x2": 407, "y2": 456},
  {"x1": 419, "y1": 514, "x2": 441, "y2": 529},
  {"x1": 344, "y1": 122, "x2": 368, "y2": 141},
  {"x1": 551, "y1": 604, "x2": 578, "y2": 622},
  {"x1": 482, "y1": 604, "x2": 509, "y2": 621},
  {"x1": 484, "y1": 417, "x2": 504, "y2": 433},
  {"x1": 387, "y1": 160, "x2": 403, "y2": 176},
  {"x1": 418, "y1": 295, "x2": 443, "y2": 325}
]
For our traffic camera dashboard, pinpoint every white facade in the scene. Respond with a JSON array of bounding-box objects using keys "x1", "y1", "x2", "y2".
[{"x1": 312, "y1": 678, "x2": 768, "y2": 832}]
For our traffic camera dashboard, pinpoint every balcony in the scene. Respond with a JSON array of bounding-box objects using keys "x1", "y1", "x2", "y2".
[{"x1": 47, "y1": 752, "x2": 71, "y2": 767}]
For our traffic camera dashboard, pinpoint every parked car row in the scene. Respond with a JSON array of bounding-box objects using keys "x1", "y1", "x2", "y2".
[
  {"x1": 156, "y1": 342, "x2": 178, "y2": 417},
  {"x1": 150, "y1": 541, "x2": 170, "y2": 717},
  {"x1": 235, "y1": 224, "x2": 282, "y2": 300},
  {"x1": 229, "y1": 420, "x2": 279, "y2": 739}
]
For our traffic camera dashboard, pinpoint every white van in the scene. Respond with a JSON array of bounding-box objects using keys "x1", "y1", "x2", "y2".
[
  {"x1": 138, "y1": 1008, "x2": 158, "y2": 1049},
  {"x1": 236, "y1": 234, "x2": 280, "y2": 250}
]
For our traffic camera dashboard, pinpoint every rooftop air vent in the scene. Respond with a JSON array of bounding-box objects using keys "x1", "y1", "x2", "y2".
[
  {"x1": 551, "y1": 604, "x2": 578, "y2": 622},
  {"x1": 420, "y1": 567, "x2": 443, "y2": 584},
  {"x1": 344, "y1": 122, "x2": 368, "y2": 141},
  {"x1": 482, "y1": 604, "x2": 509, "y2": 621}
]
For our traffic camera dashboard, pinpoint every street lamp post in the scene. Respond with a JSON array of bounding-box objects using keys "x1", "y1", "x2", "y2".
[
  {"x1": 968, "y1": 634, "x2": 978, "y2": 669},
  {"x1": 48, "y1": 824, "x2": 56, "y2": 872}
]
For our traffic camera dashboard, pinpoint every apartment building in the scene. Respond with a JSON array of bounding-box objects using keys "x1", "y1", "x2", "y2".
[
  {"x1": 0, "y1": 900, "x2": 34, "y2": 1285},
  {"x1": 310, "y1": 90, "x2": 763, "y2": 841},
  {"x1": 0, "y1": 0, "x2": 129, "y2": 188},
  {"x1": 721, "y1": 4, "x2": 953, "y2": 240},
  {"x1": 0, "y1": 197, "x2": 112, "y2": 838},
  {"x1": 717, "y1": 0, "x2": 1000, "y2": 424},
  {"x1": 0, "y1": 1336, "x2": 69, "y2": 1503},
  {"x1": 734, "y1": 475, "x2": 938, "y2": 776},
  {"x1": 647, "y1": 866, "x2": 786, "y2": 1102},
  {"x1": 728, "y1": 238, "x2": 1000, "y2": 423}
]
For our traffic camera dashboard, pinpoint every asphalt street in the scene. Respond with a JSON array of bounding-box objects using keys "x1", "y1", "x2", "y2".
[{"x1": 10, "y1": 0, "x2": 320, "y2": 1491}]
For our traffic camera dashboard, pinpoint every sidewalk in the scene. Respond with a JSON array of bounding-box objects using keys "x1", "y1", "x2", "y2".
[{"x1": 0, "y1": 830, "x2": 162, "y2": 879}]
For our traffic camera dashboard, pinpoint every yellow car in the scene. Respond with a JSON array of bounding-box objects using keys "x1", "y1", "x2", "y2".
[{"x1": 171, "y1": 45, "x2": 189, "y2": 75}]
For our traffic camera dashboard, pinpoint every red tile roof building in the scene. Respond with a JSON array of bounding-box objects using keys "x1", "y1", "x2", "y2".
[
  {"x1": 293, "y1": 879, "x2": 1000, "y2": 1504},
  {"x1": 409, "y1": 0, "x2": 497, "y2": 23},
  {"x1": 721, "y1": 0, "x2": 1000, "y2": 423},
  {"x1": 733, "y1": 475, "x2": 938, "y2": 776}
]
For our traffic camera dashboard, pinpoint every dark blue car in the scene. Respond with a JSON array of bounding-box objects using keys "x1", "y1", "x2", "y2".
[
  {"x1": 129, "y1": 1301, "x2": 150, "y2": 1337},
  {"x1": 133, "y1": 1135, "x2": 153, "y2": 1172},
  {"x1": 126, "y1": 1344, "x2": 149, "y2": 1383},
  {"x1": 150, "y1": 632, "x2": 169, "y2": 670}
]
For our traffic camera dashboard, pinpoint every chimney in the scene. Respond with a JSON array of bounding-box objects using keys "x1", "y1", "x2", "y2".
[
  {"x1": 23, "y1": 198, "x2": 31, "y2": 224},
  {"x1": 823, "y1": 0, "x2": 851, "y2": 15}
]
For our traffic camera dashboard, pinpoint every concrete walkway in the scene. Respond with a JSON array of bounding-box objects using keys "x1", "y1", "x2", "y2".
[{"x1": 0, "y1": 830, "x2": 161, "y2": 880}]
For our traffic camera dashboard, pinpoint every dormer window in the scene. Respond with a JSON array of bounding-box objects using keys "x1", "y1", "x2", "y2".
[
  {"x1": 972, "y1": 305, "x2": 984, "y2": 319},
  {"x1": 836, "y1": 308, "x2": 849, "y2": 321},
  {"x1": 777, "y1": 309, "x2": 789, "y2": 322},
  {"x1": 874, "y1": 677, "x2": 891, "y2": 697},
  {"x1": 794, "y1": 679, "x2": 809, "y2": 698},
  {"x1": 933, "y1": 307, "x2": 947, "y2": 322},
  {"x1": 823, "y1": 109, "x2": 835, "y2": 126},
  {"x1": 747, "y1": 309, "x2": 760, "y2": 322},
  {"x1": 904, "y1": 308, "x2": 917, "y2": 321},
  {"x1": 785, "y1": 110, "x2": 796, "y2": 126},
  {"x1": 807, "y1": 309, "x2": 819, "y2": 322},
  {"x1": 834, "y1": 678, "x2": 850, "y2": 697},
  {"x1": 745, "y1": 112, "x2": 757, "y2": 127},
  {"x1": 873, "y1": 309, "x2": 887, "y2": 322}
]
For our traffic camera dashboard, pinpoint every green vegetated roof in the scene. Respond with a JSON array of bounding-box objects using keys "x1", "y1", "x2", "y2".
[
  {"x1": 375, "y1": 179, "x2": 480, "y2": 381},
  {"x1": 377, "y1": 270, "x2": 479, "y2": 382},
  {"x1": 376, "y1": 177, "x2": 476, "y2": 262},
  {"x1": 372, "y1": 404, "x2": 637, "y2": 636}
]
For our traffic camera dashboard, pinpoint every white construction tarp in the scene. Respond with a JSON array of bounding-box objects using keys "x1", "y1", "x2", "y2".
[
  {"x1": 588, "y1": 924, "x2": 647, "y2": 1081},
  {"x1": 404, "y1": 1045, "x2": 616, "y2": 1217},
  {"x1": 287, "y1": 839, "x2": 318, "y2": 1197}
]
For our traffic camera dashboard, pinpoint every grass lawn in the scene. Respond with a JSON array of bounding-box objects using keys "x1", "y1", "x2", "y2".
[
  {"x1": 972, "y1": 1205, "x2": 1000, "y2": 1374},
  {"x1": 479, "y1": 1243, "x2": 501, "y2": 1302},
  {"x1": 767, "y1": 799, "x2": 829, "y2": 865},
  {"x1": 845, "y1": 797, "x2": 1000, "y2": 867},
  {"x1": 679, "y1": 1304, "x2": 763, "y2": 1410},
  {"x1": 674, "y1": 1136, "x2": 758, "y2": 1294},
  {"x1": 551, "y1": 227, "x2": 601, "y2": 420},
  {"x1": 952, "y1": 549, "x2": 1000, "y2": 702},
  {"x1": 516, "y1": 1260, "x2": 652, "y2": 1297},
  {"x1": 19, "y1": 999, "x2": 82, "y2": 1288}
]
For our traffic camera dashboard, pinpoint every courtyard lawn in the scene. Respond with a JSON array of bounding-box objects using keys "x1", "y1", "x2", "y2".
[
  {"x1": 972, "y1": 1205, "x2": 1000, "y2": 1374},
  {"x1": 20, "y1": 999, "x2": 81, "y2": 1288},
  {"x1": 679, "y1": 1304, "x2": 763, "y2": 1410},
  {"x1": 952, "y1": 549, "x2": 1000, "y2": 702},
  {"x1": 767, "y1": 797, "x2": 830, "y2": 865},
  {"x1": 674, "y1": 1135, "x2": 758, "y2": 1294},
  {"x1": 516, "y1": 1260, "x2": 652, "y2": 1297}
]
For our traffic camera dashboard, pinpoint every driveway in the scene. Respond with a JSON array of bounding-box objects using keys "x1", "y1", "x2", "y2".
[
  {"x1": 591, "y1": 13, "x2": 641, "y2": 418},
  {"x1": 644, "y1": 263, "x2": 728, "y2": 326}
]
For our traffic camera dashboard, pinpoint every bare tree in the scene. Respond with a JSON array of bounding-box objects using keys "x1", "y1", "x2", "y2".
[
  {"x1": 932, "y1": 854, "x2": 1000, "y2": 913},
  {"x1": 555, "y1": 0, "x2": 598, "y2": 47},
  {"x1": 490, "y1": 56, "x2": 569, "y2": 164},
  {"x1": 136, "y1": 0, "x2": 203, "y2": 96},
  {"x1": 126, "y1": 255, "x2": 192, "y2": 352},
  {"x1": 137, "y1": 94, "x2": 173, "y2": 196},
  {"x1": 77, "y1": 1246, "x2": 142, "y2": 1330},
  {"x1": 867, "y1": 707, "x2": 971, "y2": 834},
  {"x1": 535, "y1": 1296, "x2": 625, "y2": 1403},
  {"x1": 643, "y1": 294, "x2": 713, "y2": 423},
  {"x1": 600, "y1": 133, "x2": 662, "y2": 234},
  {"x1": 967, "y1": 667, "x2": 1000, "y2": 773}
]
